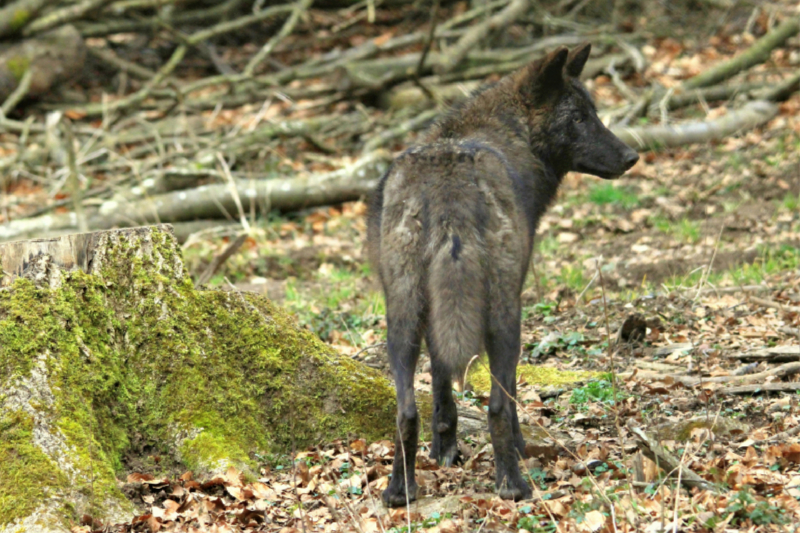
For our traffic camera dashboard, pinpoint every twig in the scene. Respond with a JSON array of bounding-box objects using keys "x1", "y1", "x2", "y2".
[
  {"x1": 676, "y1": 284, "x2": 769, "y2": 295},
  {"x1": 23, "y1": 0, "x2": 117, "y2": 36},
  {"x1": 0, "y1": 68, "x2": 33, "y2": 116},
  {"x1": 761, "y1": 68, "x2": 800, "y2": 102},
  {"x1": 361, "y1": 109, "x2": 439, "y2": 153},
  {"x1": 762, "y1": 425, "x2": 800, "y2": 444},
  {"x1": 87, "y1": 46, "x2": 157, "y2": 80},
  {"x1": 411, "y1": 0, "x2": 440, "y2": 102},
  {"x1": 196, "y1": 233, "x2": 248, "y2": 286},
  {"x1": 351, "y1": 342, "x2": 386, "y2": 359},
  {"x1": 61, "y1": 121, "x2": 88, "y2": 233},
  {"x1": 749, "y1": 296, "x2": 800, "y2": 313},
  {"x1": 626, "y1": 421, "x2": 720, "y2": 494},
  {"x1": 437, "y1": 0, "x2": 530, "y2": 73},
  {"x1": 216, "y1": 153, "x2": 251, "y2": 233},
  {"x1": 244, "y1": 0, "x2": 313, "y2": 77},
  {"x1": 693, "y1": 224, "x2": 724, "y2": 302}
]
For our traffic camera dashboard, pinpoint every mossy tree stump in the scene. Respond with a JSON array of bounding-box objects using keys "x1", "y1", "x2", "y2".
[{"x1": 0, "y1": 225, "x2": 396, "y2": 533}]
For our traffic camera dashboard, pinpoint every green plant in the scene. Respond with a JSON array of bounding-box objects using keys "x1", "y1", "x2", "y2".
[
  {"x1": 588, "y1": 183, "x2": 640, "y2": 208},
  {"x1": 570, "y1": 379, "x2": 626, "y2": 406},
  {"x1": 724, "y1": 489, "x2": 787, "y2": 526},
  {"x1": 557, "y1": 265, "x2": 587, "y2": 292},
  {"x1": 518, "y1": 514, "x2": 557, "y2": 533},
  {"x1": 676, "y1": 218, "x2": 700, "y2": 244},
  {"x1": 527, "y1": 468, "x2": 548, "y2": 489},
  {"x1": 528, "y1": 330, "x2": 585, "y2": 359}
]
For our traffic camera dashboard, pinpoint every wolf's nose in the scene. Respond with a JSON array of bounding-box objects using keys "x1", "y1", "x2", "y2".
[{"x1": 623, "y1": 150, "x2": 639, "y2": 170}]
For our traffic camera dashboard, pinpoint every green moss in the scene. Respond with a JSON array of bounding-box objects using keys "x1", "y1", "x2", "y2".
[
  {"x1": 468, "y1": 358, "x2": 598, "y2": 394},
  {"x1": 5, "y1": 56, "x2": 30, "y2": 82},
  {"x1": 0, "y1": 412, "x2": 67, "y2": 525},
  {"x1": 9, "y1": 9, "x2": 30, "y2": 32},
  {"x1": 0, "y1": 227, "x2": 396, "y2": 528}
]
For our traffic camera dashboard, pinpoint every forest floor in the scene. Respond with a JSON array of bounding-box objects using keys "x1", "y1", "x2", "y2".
[
  {"x1": 3, "y1": 1, "x2": 799, "y2": 531},
  {"x1": 120, "y1": 93, "x2": 800, "y2": 532}
]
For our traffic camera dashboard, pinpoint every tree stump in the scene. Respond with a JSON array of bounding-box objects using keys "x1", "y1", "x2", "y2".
[{"x1": 0, "y1": 225, "x2": 396, "y2": 532}]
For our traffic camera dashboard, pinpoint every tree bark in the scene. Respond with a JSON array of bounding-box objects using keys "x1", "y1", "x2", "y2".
[{"x1": 0, "y1": 225, "x2": 396, "y2": 532}]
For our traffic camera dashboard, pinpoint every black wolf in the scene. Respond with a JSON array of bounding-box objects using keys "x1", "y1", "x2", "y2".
[{"x1": 368, "y1": 44, "x2": 638, "y2": 506}]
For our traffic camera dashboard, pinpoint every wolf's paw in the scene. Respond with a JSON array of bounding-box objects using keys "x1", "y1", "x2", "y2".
[
  {"x1": 497, "y1": 478, "x2": 532, "y2": 501},
  {"x1": 382, "y1": 479, "x2": 419, "y2": 507},
  {"x1": 431, "y1": 441, "x2": 461, "y2": 467}
]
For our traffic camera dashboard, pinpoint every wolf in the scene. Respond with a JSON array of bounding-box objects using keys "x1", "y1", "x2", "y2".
[{"x1": 367, "y1": 44, "x2": 639, "y2": 506}]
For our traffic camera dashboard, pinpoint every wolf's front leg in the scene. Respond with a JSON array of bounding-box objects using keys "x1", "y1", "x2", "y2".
[{"x1": 485, "y1": 305, "x2": 532, "y2": 501}]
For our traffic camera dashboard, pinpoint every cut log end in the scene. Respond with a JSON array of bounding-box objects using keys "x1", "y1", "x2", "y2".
[{"x1": 0, "y1": 224, "x2": 176, "y2": 288}]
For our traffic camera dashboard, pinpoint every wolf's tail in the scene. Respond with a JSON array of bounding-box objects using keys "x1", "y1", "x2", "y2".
[{"x1": 427, "y1": 223, "x2": 487, "y2": 385}]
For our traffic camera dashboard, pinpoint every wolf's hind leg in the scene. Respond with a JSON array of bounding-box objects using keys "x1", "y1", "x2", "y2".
[
  {"x1": 427, "y1": 332, "x2": 460, "y2": 467},
  {"x1": 382, "y1": 286, "x2": 424, "y2": 507},
  {"x1": 485, "y1": 299, "x2": 532, "y2": 501}
]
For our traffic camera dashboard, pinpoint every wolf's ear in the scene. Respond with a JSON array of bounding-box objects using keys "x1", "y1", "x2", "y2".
[
  {"x1": 540, "y1": 47, "x2": 569, "y2": 86},
  {"x1": 517, "y1": 47, "x2": 568, "y2": 102},
  {"x1": 566, "y1": 43, "x2": 591, "y2": 78}
]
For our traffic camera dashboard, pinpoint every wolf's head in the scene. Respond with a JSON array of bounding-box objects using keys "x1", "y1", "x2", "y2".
[{"x1": 515, "y1": 44, "x2": 639, "y2": 179}]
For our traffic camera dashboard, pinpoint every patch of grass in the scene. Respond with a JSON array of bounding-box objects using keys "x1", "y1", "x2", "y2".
[
  {"x1": 587, "y1": 183, "x2": 640, "y2": 209},
  {"x1": 664, "y1": 244, "x2": 799, "y2": 291},
  {"x1": 676, "y1": 218, "x2": 701, "y2": 244},
  {"x1": 557, "y1": 264, "x2": 587, "y2": 292},
  {"x1": 781, "y1": 192, "x2": 799, "y2": 212},
  {"x1": 726, "y1": 152, "x2": 745, "y2": 171},
  {"x1": 650, "y1": 216, "x2": 701, "y2": 244},
  {"x1": 649, "y1": 215, "x2": 672, "y2": 234},
  {"x1": 536, "y1": 234, "x2": 559, "y2": 257},
  {"x1": 730, "y1": 245, "x2": 800, "y2": 285}
]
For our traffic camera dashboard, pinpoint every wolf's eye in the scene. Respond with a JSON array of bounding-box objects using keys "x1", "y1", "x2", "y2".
[{"x1": 574, "y1": 116, "x2": 583, "y2": 124}]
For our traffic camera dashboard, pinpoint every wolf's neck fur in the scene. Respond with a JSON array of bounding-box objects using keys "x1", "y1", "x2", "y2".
[{"x1": 427, "y1": 79, "x2": 566, "y2": 232}]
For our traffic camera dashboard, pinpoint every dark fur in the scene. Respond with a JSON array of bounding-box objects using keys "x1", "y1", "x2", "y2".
[{"x1": 368, "y1": 44, "x2": 638, "y2": 507}]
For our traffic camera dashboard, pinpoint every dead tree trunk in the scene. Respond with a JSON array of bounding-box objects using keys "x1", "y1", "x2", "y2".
[{"x1": 0, "y1": 225, "x2": 396, "y2": 532}]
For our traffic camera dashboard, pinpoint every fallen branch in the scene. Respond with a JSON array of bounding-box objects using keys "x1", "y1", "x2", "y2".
[
  {"x1": 778, "y1": 327, "x2": 800, "y2": 340},
  {"x1": 728, "y1": 346, "x2": 800, "y2": 363},
  {"x1": 716, "y1": 382, "x2": 800, "y2": 395},
  {"x1": 0, "y1": 151, "x2": 392, "y2": 243},
  {"x1": 749, "y1": 296, "x2": 800, "y2": 313},
  {"x1": 633, "y1": 361, "x2": 800, "y2": 387},
  {"x1": 627, "y1": 421, "x2": 720, "y2": 494},
  {"x1": 683, "y1": 16, "x2": 800, "y2": 90},
  {"x1": 612, "y1": 100, "x2": 778, "y2": 151}
]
